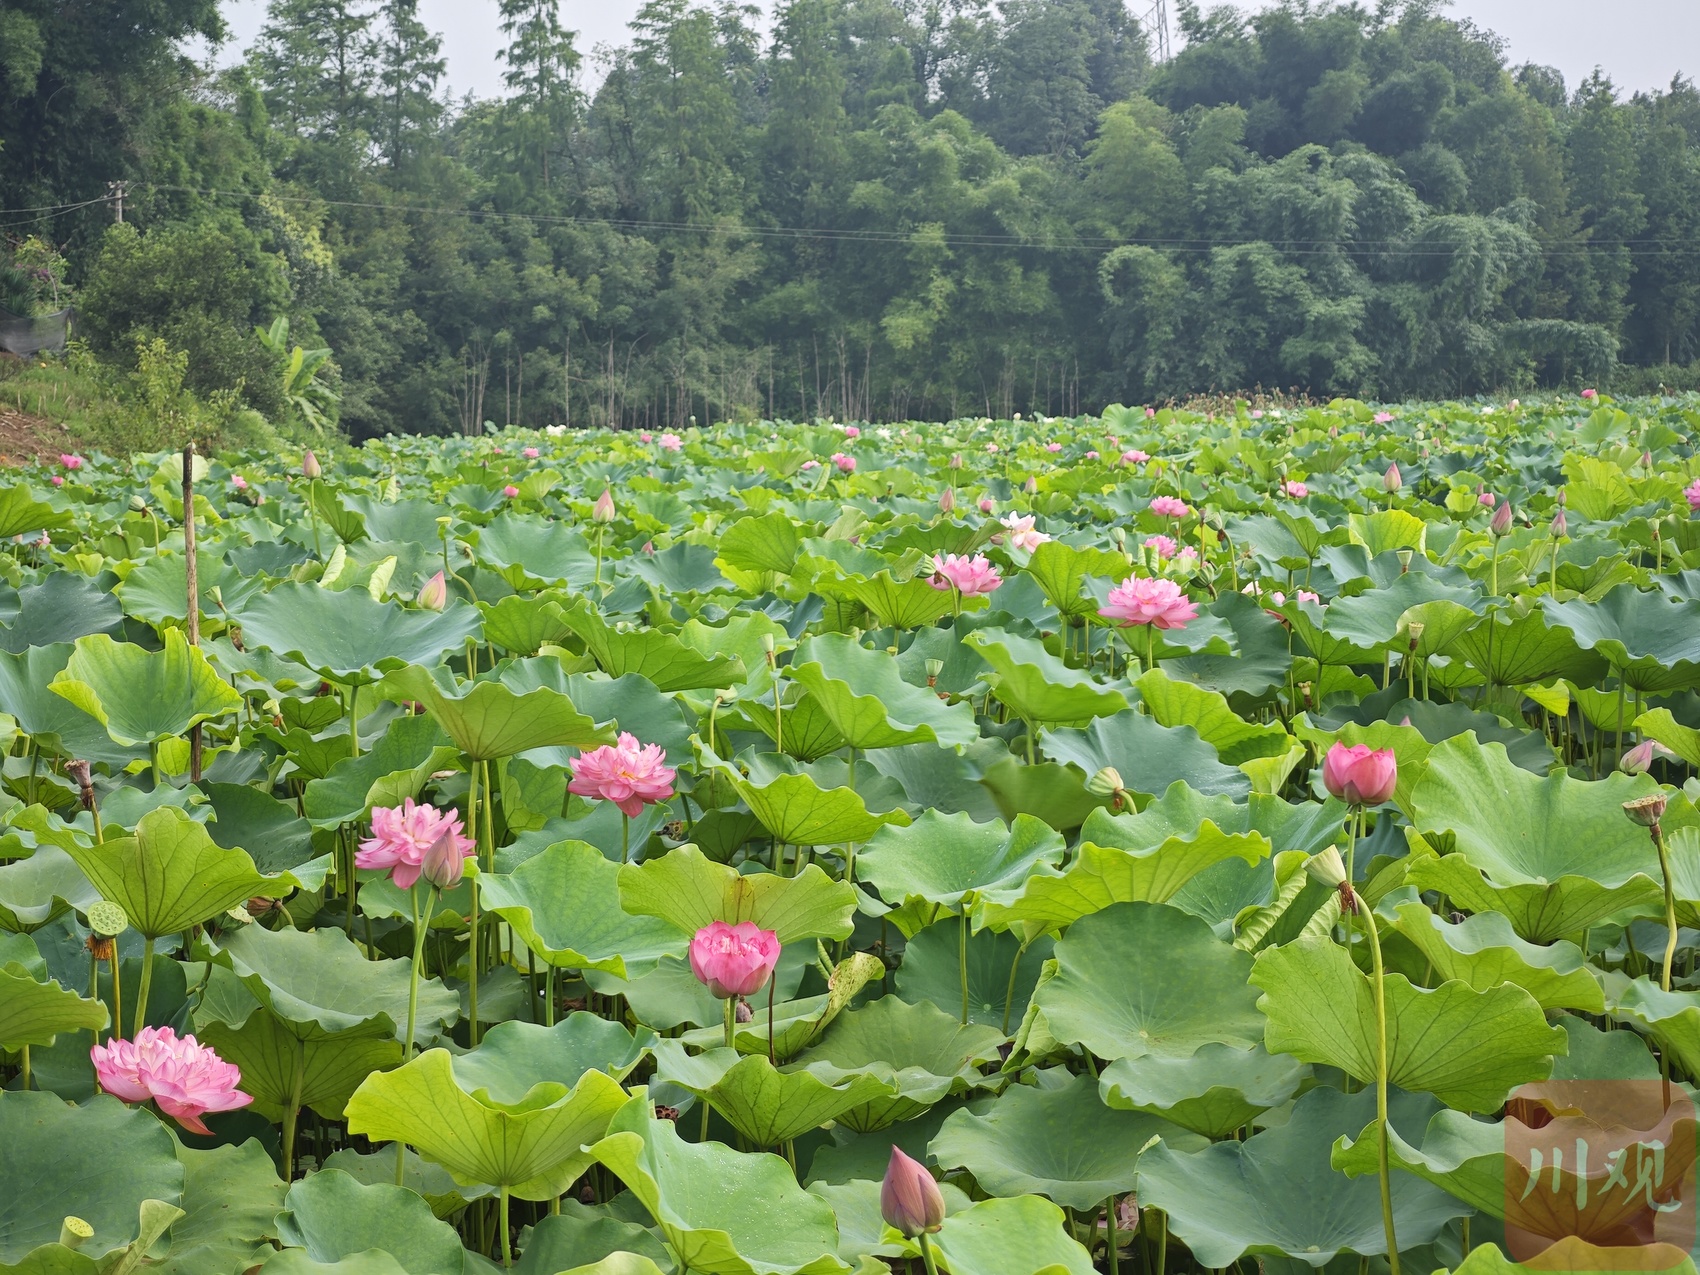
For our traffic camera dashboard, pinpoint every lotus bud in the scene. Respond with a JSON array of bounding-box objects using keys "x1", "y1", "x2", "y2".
[
  {"x1": 593, "y1": 488, "x2": 616, "y2": 523},
  {"x1": 978, "y1": 497, "x2": 995, "y2": 515},
  {"x1": 1623, "y1": 793, "x2": 1668, "y2": 828},
  {"x1": 1304, "y1": 846, "x2": 1348, "y2": 889},
  {"x1": 880, "y1": 1147, "x2": 946, "y2": 1239},
  {"x1": 420, "y1": 829, "x2": 467, "y2": 890},
  {"x1": 1490, "y1": 501, "x2": 1513, "y2": 538},
  {"x1": 762, "y1": 633, "x2": 777, "y2": 668},
  {"x1": 1024, "y1": 476, "x2": 1038, "y2": 494},
  {"x1": 1383, "y1": 463, "x2": 1401, "y2": 493},
  {"x1": 1551, "y1": 508, "x2": 1567, "y2": 538},
  {"x1": 1557, "y1": 488, "x2": 1567, "y2": 506},
  {"x1": 416, "y1": 570, "x2": 447, "y2": 612},
  {"x1": 938, "y1": 487, "x2": 956, "y2": 514},
  {"x1": 129, "y1": 494, "x2": 148, "y2": 513},
  {"x1": 1321, "y1": 742, "x2": 1397, "y2": 806},
  {"x1": 1642, "y1": 450, "x2": 1654, "y2": 471},
  {"x1": 301, "y1": 450, "x2": 322, "y2": 480},
  {"x1": 60, "y1": 1218, "x2": 94, "y2": 1251},
  {"x1": 1621, "y1": 740, "x2": 1676, "y2": 775},
  {"x1": 950, "y1": 453, "x2": 963, "y2": 470}
]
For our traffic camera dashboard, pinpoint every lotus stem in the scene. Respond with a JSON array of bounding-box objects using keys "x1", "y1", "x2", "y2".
[
  {"x1": 1354, "y1": 894, "x2": 1399, "y2": 1275},
  {"x1": 398, "y1": 884, "x2": 438, "y2": 1185},
  {"x1": 131, "y1": 937, "x2": 155, "y2": 1038},
  {"x1": 110, "y1": 951, "x2": 122, "y2": 1043},
  {"x1": 918, "y1": 1231, "x2": 940, "y2": 1275},
  {"x1": 308, "y1": 478, "x2": 322, "y2": 557},
  {"x1": 960, "y1": 911, "x2": 970, "y2": 1025},
  {"x1": 1105, "y1": 1197, "x2": 1119, "y2": 1275},
  {"x1": 498, "y1": 1186, "x2": 512, "y2": 1267},
  {"x1": 1651, "y1": 821, "x2": 1679, "y2": 995},
  {"x1": 621, "y1": 812, "x2": 630, "y2": 865},
  {"x1": 348, "y1": 683, "x2": 360, "y2": 760},
  {"x1": 467, "y1": 757, "x2": 481, "y2": 1046},
  {"x1": 723, "y1": 994, "x2": 736, "y2": 1051},
  {"x1": 1003, "y1": 937, "x2": 1028, "y2": 1034}
]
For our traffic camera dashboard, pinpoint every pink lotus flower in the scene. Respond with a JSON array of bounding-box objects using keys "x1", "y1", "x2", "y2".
[
  {"x1": 1249, "y1": 409, "x2": 1264, "y2": 419},
  {"x1": 1149, "y1": 496, "x2": 1190, "y2": 518},
  {"x1": 502, "y1": 485, "x2": 520, "y2": 498},
  {"x1": 985, "y1": 443, "x2": 999, "y2": 454},
  {"x1": 801, "y1": 459, "x2": 820, "y2": 471},
  {"x1": 92, "y1": 1026, "x2": 252, "y2": 1136},
  {"x1": 930, "y1": 553, "x2": 1002, "y2": 596},
  {"x1": 1373, "y1": 412, "x2": 1394, "y2": 425},
  {"x1": 1621, "y1": 739, "x2": 1676, "y2": 775},
  {"x1": 1100, "y1": 576, "x2": 1197, "y2": 629},
  {"x1": 569, "y1": 732, "x2": 676, "y2": 817},
  {"x1": 659, "y1": 433, "x2": 683, "y2": 452},
  {"x1": 60, "y1": 453, "x2": 84, "y2": 470},
  {"x1": 689, "y1": 921, "x2": 781, "y2": 999},
  {"x1": 1143, "y1": 534, "x2": 1177, "y2": 560},
  {"x1": 523, "y1": 446, "x2": 539, "y2": 459},
  {"x1": 1478, "y1": 490, "x2": 1495, "y2": 508},
  {"x1": 1321, "y1": 743, "x2": 1397, "y2": 806},
  {"x1": 1000, "y1": 513, "x2": 1050, "y2": 553},
  {"x1": 843, "y1": 425, "x2": 861, "y2": 438},
  {"x1": 640, "y1": 431, "x2": 653, "y2": 443},
  {"x1": 978, "y1": 497, "x2": 995, "y2": 514},
  {"x1": 232, "y1": 475, "x2": 248, "y2": 490},
  {"x1": 1046, "y1": 442, "x2": 1063, "y2": 453},
  {"x1": 1295, "y1": 589, "x2": 1320, "y2": 603},
  {"x1": 831, "y1": 452, "x2": 856, "y2": 473},
  {"x1": 1145, "y1": 407, "x2": 1156, "y2": 418},
  {"x1": 358, "y1": 798, "x2": 475, "y2": 889},
  {"x1": 50, "y1": 475, "x2": 63, "y2": 487},
  {"x1": 1283, "y1": 480, "x2": 1308, "y2": 499},
  {"x1": 1085, "y1": 450, "x2": 1100, "y2": 460},
  {"x1": 1582, "y1": 388, "x2": 1598, "y2": 400}
]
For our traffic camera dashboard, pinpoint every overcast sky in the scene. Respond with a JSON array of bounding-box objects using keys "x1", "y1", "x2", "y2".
[{"x1": 201, "y1": 0, "x2": 1696, "y2": 101}]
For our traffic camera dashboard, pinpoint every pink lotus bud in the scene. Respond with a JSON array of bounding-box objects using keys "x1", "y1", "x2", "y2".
[
  {"x1": 1621, "y1": 740, "x2": 1675, "y2": 775},
  {"x1": 420, "y1": 829, "x2": 467, "y2": 889},
  {"x1": 1490, "y1": 501, "x2": 1513, "y2": 537},
  {"x1": 502, "y1": 485, "x2": 520, "y2": 498},
  {"x1": 1024, "y1": 476, "x2": 1037, "y2": 494},
  {"x1": 1321, "y1": 742, "x2": 1397, "y2": 806},
  {"x1": 1479, "y1": 489, "x2": 1496, "y2": 508},
  {"x1": 1551, "y1": 508, "x2": 1567, "y2": 538},
  {"x1": 1383, "y1": 463, "x2": 1401, "y2": 493},
  {"x1": 881, "y1": 1146, "x2": 945, "y2": 1238},
  {"x1": 302, "y1": 450, "x2": 322, "y2": 479},
  {"x1": 688, "y1": 921, "x2": 780, "y2": 999},
  {"x1": 594, "y1": 488, "x2": 616, "y2": 523},
  {"x1": 51, "y1": 475, "x2": 63, "y2": 487},
  {"x1": 950, "y1": 453, "x2": 963, "y2": 469},
  {"x1": 1582, "y1": 388, "x2": 1598, "y2": 400},
  {"x1": 416, "y1": 570, "x2": 447, "y2": 611},
  {"x1": 978, "y1": 497, "x2": 995, "y2": 515},
  {"x1": 938, "y1": 488, "x2": 956, "y2": 514}
]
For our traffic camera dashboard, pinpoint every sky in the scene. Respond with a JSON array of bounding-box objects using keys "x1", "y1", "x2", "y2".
[{"x1": 200, "y1": 0, "x2": 1697, "y2": 101}]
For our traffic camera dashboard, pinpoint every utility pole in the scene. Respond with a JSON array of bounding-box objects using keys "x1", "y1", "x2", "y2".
[
  {"x1": 1145, "y1": 0, "x2": 1171, "y2": 63},
  {"x1": 106, "y1": 180, "x2": 129, "y2": 223}
]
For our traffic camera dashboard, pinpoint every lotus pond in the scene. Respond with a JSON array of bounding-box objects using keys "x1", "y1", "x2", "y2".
[{"x1": 6, "y1": 395, "x2": 1700, "y2": 1275}]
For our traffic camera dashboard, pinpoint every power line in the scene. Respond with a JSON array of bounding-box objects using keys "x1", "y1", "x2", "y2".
[{"x1": 142, "y1": 182, "x2": 1700, "y2": 259}]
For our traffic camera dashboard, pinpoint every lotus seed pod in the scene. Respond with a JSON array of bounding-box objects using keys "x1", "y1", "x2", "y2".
[
  {"x1": 1085, "y1": 766, "x2": 1125, "y2": 798},
  {"x1": 60, "y1": 1218, "x2": 93, "y2": 1250},
  {"x1": 1304, "y1": 847, "x2": 1348, "y2": 889},
  {"x1": 88, "y1": 900, "x2": 129, "y2": 937},
  {"x1": 1623, "y1": 793, "x2": 1668, "y2": 828}
]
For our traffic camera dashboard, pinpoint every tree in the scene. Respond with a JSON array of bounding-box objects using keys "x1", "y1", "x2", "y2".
[
  {"x1": 374, "y1": 0, "x2": 445, "y2": 169},
  {"x1": 496, "y1": 0, "x2": 582, "y2": 192}
]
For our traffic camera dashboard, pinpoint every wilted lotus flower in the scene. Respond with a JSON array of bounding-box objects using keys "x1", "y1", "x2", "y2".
[
  {"x1": 1624, "y1": 793, "x2": 1668, "y2": 828},
  {"x1": 301, "y1": 449, "x2": 322, "y2": 479},
  {"x1": 91, "y1": 1026, "x2": 252, "y2": 1135},
  {"x1": 1383, "y1": 463, "x2": 1401, "y2": 493},
  {"x1": 881, "y1": 1146, "x2": 946, "y2": 1238},
  {"x1": 1321, "y1": 743, "x2": 1397, "y2": 807},
  {"x1": 593, "y1": 488, "x2": 617, "y2": 522},
  {"x1": 688, "y1": 921, "x2": 780, "y2": 998},
  {"x1": 1621, "y1": 740, "x2": 1676, "y2": 776},
  {"x1": 416, "y1": 570, "x2": 447, "y2": 611}
]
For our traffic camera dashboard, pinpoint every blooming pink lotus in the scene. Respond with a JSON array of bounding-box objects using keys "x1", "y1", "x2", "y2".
[
  {"x1": 801, "y1": 459, "x2": 819, "y2": 471},
  {"x1": 59, "y1": 453, "x2": 84, "y2": 470},
  {"x1": 92, "y1": 1026, "x2": 252, "y2": 1135},
  {"x1": 1000, "y1": 513, "x2": 1050, "y2": 553},
  {"x1": 1149, "y1": 496, "x2": 1190, "y2": 518},
  {"x1": 502, "y1": 485, "x2": 520, "y2": 498},
  {"x1": 232, "y1": 475, "x2": 248, "y2": 491},
  {"x1": 358, "y1": 798, "x2": 475, "y2": 889},
  {"x1": 929, "y1": 553, "x2": 1002, "y2": 596},
  {"x1": 843, "y1": 425, "x2": 861, "y2": 438},
  {"x1": 1045, "y1": 442, "x2": 1063, "y2": 453},
  {"x1": 1283, "y1": 480, "x2": 1308, "y2": 499},
  {"x1": 1373, "y1": 412, "x2": 1394, "y2": 425},
  {"x1": 1100, "y1": 576, "x2": 1197, "y2": 629},
  {"x1": 831, "y1": 452, "x2": 856, "y2": 473},
  {"x1": 569, "y1": 732, "x2": 676, "y2": 817},
  {"x1": 640, "y1": 431, "x2": 653, "y2": 443},
  {"x1": 1122, "y1": 449, "x2": 1150, "y2": 464},
  {"x1": 658, "y1": 433, "x2": 683, "y2": 452},
  {"x1": 1143, "y1": 534, "x2": 1177, "y2": 560},
  {"x1": 523, "y1": 446, "x2": 539, "y2": 459},
  {"x1": 1321, "y1": 743, "x2": 1397, "y2": 806},
  {"x1": 1582, "y1": 388, "x2": 1598, "y2": 400},
  {"x1": 689, "y1": 921, "x2": 780, "y2": 998},
  {"x1": 1687, "y1": 479, "x2": 1700, "y2": 512}
]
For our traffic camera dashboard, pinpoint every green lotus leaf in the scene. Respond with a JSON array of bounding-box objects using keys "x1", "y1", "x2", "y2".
[
  {"x1": 1033, "y1": 902, "x2": 1265, "y2": 1061},
  {"x1": 891, "y1": 922, "x2": 1054, "y2": 1030},
  {"x1": 588, "y1": 1096, "x2": 850, "y2": 1275},
  {"x1": 198, "y1": 923, "x2": 458, "y2": 1046},
  {"x1": 0, "y1": 846, "x2": 100, "y2": 932},
  {"x1": 63, "y1": 806, "x2": 303, "y2": 939},
  {"x1": 301, "y1": 714, "x2": 459, "y2": 829},
  {"x1": 203, "y1": 782, "x2": 319, "y2": 878},
  {"x1": 0, "y1": 1091, "x2": 185, "y2": 1264},
  {"x1": 735, "y1": 690, "x2": 850, "y2": 763},
  {"x1": 627, "y1": 543, "x2": 731, "y2": 595},
  {"x1": 0, "y1": 963, "x2": 107, "y2": 1050},
  {"x1": 702, "y1": 750, "x2": 911, "y2": 848},
  {"x1": 976, "y1": 755, "x2": 1104, "y2": 832},
  {"x1": 0, "y1": 574, "x2": 119, "y2": 656},
  {"x1": 804, "y1": 1177, "x2": 972, "y2": 1266},
  {"x1": 618, "y1": 844, "x2": 858, "y2": 943},
  {"x1": 560, "y1": 600, "x2": 745, "y2": 692},
  {"x1": 0, "y1": 486, "x2": 72, "y2": 541},
  {"x1": 553, "y1": 1257, "x2": 669, "y2": 1275},
  {"x1": 536, "y1": 672, "x2": 695, "y2": 767},
  {"x1": 479, "y1": 594, "x2": 574, "y2": 656},
  {"x1": 973, "y1": 809, "x2": 1269, "y2": 934},
  {"x1": 382, "y1": 662, "x2": 613, "y2": 760},
  {"x1": 116, "y1": 552, "x2": 264, "y2": 627},
  {"x1": 652, "y1": 1040, "x2": 893, "y2": 1145},
  {"x1": 678, "y1": 953, "x2": 885, "y2": 1061},
  {"x1": 510, "y1": 1204, "x2": 674, "y2": 1275},
  {"x1": 48, "y1": 631, "x2": 241, "y2": 747},
  {"x1": 345, "y1": 1048, "x2": 628, "y2": 1199},
  {"x1": 793, "y1": 997, "x2": 1006, "y2": 1133},
  {"x1": 1158, "y1": 592, "x2": 1291, "y2": 700},
  {"x1": 1043, "y1": 709, "x2": 1251, "y2": 800},
  {"x1": 263, "y1": 1247, "x2": 412, "y2": 1275},
  {"x1": 157, "y1": 1140, "x2": 288, "y2": 1275},
  {"x1": 450, "y1": 1014, "x2": 655, "y2": 1101},
  {"x1": 0, "y1": 645, "x2": 138, "y2": 765},
  {"x1": 1252, "y1": 934, "x2": 1566, "y2": 1111},
  {"x1": 237, "y1": 582, "x2": 482, "y2": 686},
  {"x1": 1137, "y1": 1086, "x2": 1468, "y2": 1269},
  {"x1": 1390, "y1": 902, "x2": 1604, "y2": 1012},
  {"x1": 1277, "y1": 600, "x2": 1383, "y2": 668},
  {"x1": 716, "y1": 510, "x2": 803, "y2": 578},
  {"x1": 1448, "y1": 603, "x2": 1605, "y2": 688},
  {"x1": 1442, "y1": 1241, "x2": 1699, "y2": 1275},
  {"x1": 962, "y1": 628, "x2": 1128, "y2": 726},
  {"x1": 929, "y1": 1070, "x2": 1203, "y2": 1211},
  {"x1": 1636, "y1": 707, "x2": 1700, "y2": 769},
  {"x1": 1134, "y1": 668, "x2": 1293, "y2": 764},
  {"x1": 1599, "y1": 972, "x2": 1700, "y2": 1077},
  {"x1": 856, "y1": 811, "x2": 1064, "y2": 915},
  {"x1": 1098, "y1": 1043, "x2": 1311, "y2": 1138},
  {"x1": 820, "y1": 568, "x2": 962, "y2": 631},
  {"x1": 275, "y1": 1171, "x2": 463, "y2": 1275},
  {"x1": 786, "y1": 634, "x2": 978, "y2": 752},
  {"x1": 1321, "y1": 573, "x2": 1483, "y2": 652},
  {"x1": 1347, "y1": 509, "x2": 1427, "y2": 556},
  {"x1": 1544, "y1": 586, "x2": 1700, "y2": 692},
  {"x1": 320, "y1": 1148, "x2": 493, "y2": 1220},
  {"x1": 474, "y1": 514, "x2": 596, "y2": 587},
  {"x1": 1024, "y1": 540, "x2": 1131, "y2": 620},
  {"x1": 1403, "y1": 734, "x2": 1678, "y2": 940},
  {"x1": 1331, "y1": 1103, "x2": 1506, "y2": 1217},
  {"x1": 887, "y1": 1195, "x2": 1093, "y2": 1275}
]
